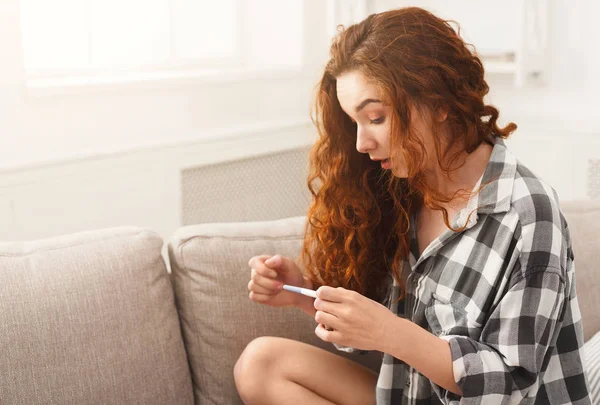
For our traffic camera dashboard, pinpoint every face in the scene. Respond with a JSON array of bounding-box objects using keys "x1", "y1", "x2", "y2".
[{"x1": 336, "y1": 70, "x2": 440, "y2": 178}]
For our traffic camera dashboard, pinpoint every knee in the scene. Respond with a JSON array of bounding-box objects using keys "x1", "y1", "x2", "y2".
[{"x1": 234, "y1": 337, "x2": 282, "y2": 400}]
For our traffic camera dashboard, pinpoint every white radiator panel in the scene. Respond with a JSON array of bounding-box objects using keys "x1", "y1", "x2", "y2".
[{"x1": 181, "y1": 147, "x2": 312, "y2": 225}]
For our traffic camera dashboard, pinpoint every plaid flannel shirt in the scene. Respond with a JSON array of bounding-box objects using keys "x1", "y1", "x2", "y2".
[{"x1": 339, "y1": 138, "x2": 591, "y2": 404}]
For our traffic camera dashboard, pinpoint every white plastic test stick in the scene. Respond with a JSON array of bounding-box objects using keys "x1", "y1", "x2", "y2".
[{"x1": 282, "y1": 284, "x2": 318, "y2": 298}]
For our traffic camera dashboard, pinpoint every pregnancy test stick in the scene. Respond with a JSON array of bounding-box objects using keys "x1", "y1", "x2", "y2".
[{"x1": 282, "y1": 284, "x2": 318, "y2": 298}]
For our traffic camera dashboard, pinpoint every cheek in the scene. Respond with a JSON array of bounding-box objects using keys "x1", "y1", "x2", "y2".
[
  {"x1": 392, "y1": 168, "x2": 409, "y2": 179},
  {"x1": 387, "y1": 145, "x2": 408, "y2": 178},
  {"x1": 391, "y1": 158, "x2": 409, "y2": 178},
  {"x1": 376, "y1": 123, "x2": 392, "y2": 147}
]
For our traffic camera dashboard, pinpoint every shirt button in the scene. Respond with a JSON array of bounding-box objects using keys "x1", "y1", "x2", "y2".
[{"x1": 405, "y1": 376, "x2": 411, "y2": 387}]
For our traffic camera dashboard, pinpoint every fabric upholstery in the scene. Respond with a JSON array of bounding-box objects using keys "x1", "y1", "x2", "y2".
[
  {"x1": 168, "y1": 216, "x2": 382, "y2": 405},
  {"x1": 0, "y1": 227, "x2": 193, "y2": 405},
  {"x1": 561, "y1": 201, "x2": 600, "y2": 342},
  {"x1": 583, "y1": 331, "x2": 600, "y2": 404}
]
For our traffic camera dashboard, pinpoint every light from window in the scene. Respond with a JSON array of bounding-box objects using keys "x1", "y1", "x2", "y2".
[
  {"x1": 244, "y1": 0, "x2": 304, "y2": 69},
  {"x1": 19, "y1": 0, "x2": 303, "y2": 76},
  {"x1": 172, "y1": 0, "x2": 236, "y2": 61}
]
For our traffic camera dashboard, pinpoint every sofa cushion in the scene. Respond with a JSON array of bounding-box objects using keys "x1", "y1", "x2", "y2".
[
  {"x1": 0, "y1": 227, "x2": 193, "y2": 405},
  {"x1": 583, "y1": 330, "x2": 600, "y2": 404},
  {"x1": 561, "y1": 201, "x2": 600, "y2": 342},
  {"x1": 168, "y1": 217, "x2": 382, "y2": 405}
]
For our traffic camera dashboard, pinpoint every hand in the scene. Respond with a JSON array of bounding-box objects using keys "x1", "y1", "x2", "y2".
[
  {"x1": 313, "y1": 286, "x2": 395, "y2": 351},
  {"x1": 247, "y1": 254, "x2": 309, "y2": 307}
]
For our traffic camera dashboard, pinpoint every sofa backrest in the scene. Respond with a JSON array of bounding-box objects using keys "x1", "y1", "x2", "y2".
[
  {"x1": 169, "y1": 200, "x2": 600, "y2": 404},
  {"x1": 1, "y1": 201, "x2": 595, "y2": 405},
  {"x1": 0, "y1": 227, "x2": 193, "y2": 405},
  {"x1": 561, "y1": 201, "x2": 600, "y2": 342},
  {"x1": 168, "y1": 216, "x2": 383, "y2": 405}
]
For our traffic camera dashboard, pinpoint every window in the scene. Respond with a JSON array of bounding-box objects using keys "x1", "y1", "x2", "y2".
[
  {"x1": 19, "y1": 0, "x2": 304, "y2": 81},
  {"x1": 371, "y1": 0, "x2": 549, "y2": 87}
]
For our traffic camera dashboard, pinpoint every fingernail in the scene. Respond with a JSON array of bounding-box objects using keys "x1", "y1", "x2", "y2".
[{"x1": 265, "y1": 255, "x2": 278, "y2": 265}]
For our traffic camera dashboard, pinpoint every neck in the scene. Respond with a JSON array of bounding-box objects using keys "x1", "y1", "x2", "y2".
[{"x1": 430, "y1": 140, "x2": 494, "y2": 210}]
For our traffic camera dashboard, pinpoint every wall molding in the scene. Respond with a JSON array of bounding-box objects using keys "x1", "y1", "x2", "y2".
[
  {"x1": 0, "y1": 119, "x2": 316, "y2": 241},
  {"x1": 0, "y1": 119, "x2": 313, "y2": 179}
]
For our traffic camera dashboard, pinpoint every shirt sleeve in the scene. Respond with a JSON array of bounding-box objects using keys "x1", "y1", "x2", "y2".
[
  {"x1": 332, "y1": 342, "x2": 370, "y2": 355},
  {"x1": 432, "y1": 266, "x2": 566, "y2": 404}
]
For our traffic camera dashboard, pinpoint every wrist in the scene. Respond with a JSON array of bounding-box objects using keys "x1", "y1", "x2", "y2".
[
  {"x1": 296, "y1": 295, "x2": 317, "y2": 316},
  {"x1": 293, "y1": 276, "x2": 317, "y2": 316},
  {"x1": 290, "y1": 276, "x2": 311, "y2": 306},
  {"x1": 301, "y1": 275, "x2": 313, "y2": 290},
  {"x1": 379, "y1": 315, "x2": 410, "y2": 357}
]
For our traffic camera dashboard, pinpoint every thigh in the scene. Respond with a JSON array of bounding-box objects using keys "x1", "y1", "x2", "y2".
[{"x1": 239, "y1": 336, "x2": 378, "y2": 405}]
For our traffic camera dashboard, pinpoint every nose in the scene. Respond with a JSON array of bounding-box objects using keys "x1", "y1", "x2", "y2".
[{"x1": 356, "y1": 127, "x2": 376, "y2": 154}]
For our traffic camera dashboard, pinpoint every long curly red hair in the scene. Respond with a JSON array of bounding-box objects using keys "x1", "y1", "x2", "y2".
[{"x1": 300, "y1": 7, "x2": 517, "y2": 303}]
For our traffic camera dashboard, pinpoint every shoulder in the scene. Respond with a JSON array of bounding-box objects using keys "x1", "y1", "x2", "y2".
[
  {"x1": 509, "y1": 159, "x2": 572, "y2": 276},
  {"x1": 511, "y1": 160, "x2": 562, "y2": 224}
]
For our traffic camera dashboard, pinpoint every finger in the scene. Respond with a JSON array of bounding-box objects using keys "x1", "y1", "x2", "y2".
[
  {"x1": 264, "y1": 254, "x2": 298, "y2": 274},
  {"x1": 252, "y1": 265, "x2": 278, "y2": 279},
  {"x1": 316, "y1": 286, "x2": 345, "y2": 303},
  {"x1": 313, "y1": 298, "x2": 344, "y2": 317},
  {"x1": 248, "y1": 255, "x2": 279, "y2": 279},
  {"x1": 251, "y1": 273, "x2": 282, "y2": 292},
  {"x1": 248, "y1": 279, "x2": 279, "y2": 296},
  {"x1": 315, "y1": 310, "x2": 340, "y2": 330},
  {"x1": 315, "y1": 323, "x2": 340, "y2": 342},
  {"x1": 248, "y1": 255, "x2": 271, "y2": 269},
  {"x1": 249, "y1": 291, "x2": 274, "y2": 303}
]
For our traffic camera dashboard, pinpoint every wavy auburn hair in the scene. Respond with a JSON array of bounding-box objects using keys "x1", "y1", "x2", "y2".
[{"x1": 300, "y1": 7, "x2": 516, "y2": 302}]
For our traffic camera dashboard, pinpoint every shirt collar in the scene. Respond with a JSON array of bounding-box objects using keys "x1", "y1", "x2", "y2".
[
  {"x1": 453, "y1": 137, "x2": 517, "y2": 229},
  {"x1": 407, "y1": 138, "x2": 518, "y2": 266}
]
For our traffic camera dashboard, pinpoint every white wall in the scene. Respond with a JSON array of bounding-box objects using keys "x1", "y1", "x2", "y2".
[
  {"x1": 372, "y1": 0, "x2": 600, "y2": 201},
  {"x1": 485, "y1": 0, "x2": 600, "y2": 203},
  {"x1": 0, "y1": 0, "x2": 329, "y2": 170},
  {"x1": 0, "y1": 0, "x2": 326, "y2": 241},
  {"x1": 1, "y1": 0, "x2": 599, "y2": 242}
]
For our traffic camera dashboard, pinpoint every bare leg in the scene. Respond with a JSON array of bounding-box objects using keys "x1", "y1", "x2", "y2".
[{"x1": 234, "y1": 336, "x2": 378, "y2": 405}]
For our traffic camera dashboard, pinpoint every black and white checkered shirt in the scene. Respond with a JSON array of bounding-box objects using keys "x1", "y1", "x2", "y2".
[{"x1": 342, "y1": 138, "x2": 591, "y2": 404}]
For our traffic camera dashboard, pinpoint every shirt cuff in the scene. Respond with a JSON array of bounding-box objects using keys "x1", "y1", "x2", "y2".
[
  {"x1": 439, "y1": 334, "x2": 462, "y2": 385},
  {"x1": 332, "y1": 342, "x2": 369, "y2": 354}
]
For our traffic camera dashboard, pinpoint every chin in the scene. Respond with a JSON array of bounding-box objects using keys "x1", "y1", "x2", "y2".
[{"x1": 391, "y1": 168, "x2": 409, "y2": 178}]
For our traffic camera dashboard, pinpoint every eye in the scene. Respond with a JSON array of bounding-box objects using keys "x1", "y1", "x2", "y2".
[{"x1": 370, "y1": 117, "x2": 385, "y2": 125}]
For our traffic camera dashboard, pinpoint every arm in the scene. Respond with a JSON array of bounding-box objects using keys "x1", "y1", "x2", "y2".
[
  {"x1": 382, "y1": 317, "x2": 462, "y2": 396},
  {"x1": 296, "y1": 276, "x2": 318, "y2": 317},
  {"x1": 384, "y1": 268, "x2": 566, "y2": 403}
]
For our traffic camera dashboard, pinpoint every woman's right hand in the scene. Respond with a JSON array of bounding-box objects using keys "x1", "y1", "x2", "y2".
[{"x1": 247, "y1": 254, "x2": 311, "y2": 307}]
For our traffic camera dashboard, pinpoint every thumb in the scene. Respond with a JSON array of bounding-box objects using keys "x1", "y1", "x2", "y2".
[
  {"x1": 264, "y1": 254, "x2": 281, "y2": 268},
  {"x1": 264, "y1": 255, "x2": 296, "y2": 273}
]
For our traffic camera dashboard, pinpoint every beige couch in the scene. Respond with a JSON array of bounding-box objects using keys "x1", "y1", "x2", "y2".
[{"x1": 1, "y1": 201, "x2": 598, "y2": 404}]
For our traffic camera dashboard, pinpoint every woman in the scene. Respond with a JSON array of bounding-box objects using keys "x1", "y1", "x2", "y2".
[{"x1": 234, "y1": 7, "x2": 590, "y2": 405}]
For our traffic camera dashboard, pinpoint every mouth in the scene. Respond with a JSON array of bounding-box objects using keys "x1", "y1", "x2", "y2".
[{"x1": 380, "y1": 158, "x2": 391, "y2": 169}]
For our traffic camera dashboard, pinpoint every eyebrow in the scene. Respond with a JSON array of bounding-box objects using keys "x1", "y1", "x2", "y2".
[{"x1": 355, "y1": 98, "x2": 382, "y2": 113}]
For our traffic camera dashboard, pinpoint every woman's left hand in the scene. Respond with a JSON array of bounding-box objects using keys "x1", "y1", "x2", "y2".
[{"x1": 313, "y1": 286, "x2": 395, "y2": 352}]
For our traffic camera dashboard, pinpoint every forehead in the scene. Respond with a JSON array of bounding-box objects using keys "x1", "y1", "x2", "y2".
[{"x1": 336, "y1": 71, "x2": 380, "y2": 112}]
